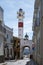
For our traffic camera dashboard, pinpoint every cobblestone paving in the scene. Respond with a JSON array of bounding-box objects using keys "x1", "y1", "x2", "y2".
[{"x1": 26, "y1": 59, "x2": 38, "y2": 65}]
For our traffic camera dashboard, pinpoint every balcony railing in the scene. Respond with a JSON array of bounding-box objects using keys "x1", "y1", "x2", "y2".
[{"x1": 0, "y1": 24, "x2": 6, "y2": 34}]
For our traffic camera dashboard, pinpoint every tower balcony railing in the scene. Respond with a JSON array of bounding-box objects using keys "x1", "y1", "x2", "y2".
[{"x1": 0, "y1": 24, "x2": 6, "y2": 36}]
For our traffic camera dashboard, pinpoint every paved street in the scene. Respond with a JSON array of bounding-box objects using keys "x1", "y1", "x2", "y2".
[
  {"x1": 26, "y1": 59, "x2": 38, "y2": 65},
  {"x1": 6, "y1": 59, "x2": 30, "y2": 65},
  {"x1": 6, "y1": 60, "x2": 29, "y2": 65},
  {"x1": 0, "y1": 58, "x2": 30, "y2": 65},
  {"x1": 0, "y1": 58, "x2": 38, "y2": 65}
]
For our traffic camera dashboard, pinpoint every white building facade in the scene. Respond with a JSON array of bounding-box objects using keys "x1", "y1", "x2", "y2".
[
  {"x1": 0, "y1": 7, "x2": 6, "y2": 62},
  {"x1": 0, "y1": 6, "x2": 14, "y2": 62},
  {"x1": 4, "y1": 25, "x2": 14, "y2": 60}
]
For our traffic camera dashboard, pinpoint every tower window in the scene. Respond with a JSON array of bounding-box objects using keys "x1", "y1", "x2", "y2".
[{"x1": 19, "y1": 13, "x2": 21, "y2": 16}]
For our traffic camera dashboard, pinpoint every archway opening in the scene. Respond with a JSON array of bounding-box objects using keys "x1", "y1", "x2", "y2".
[{"x1": 23, "y1": 46, "x2": 30, "y2": 55}]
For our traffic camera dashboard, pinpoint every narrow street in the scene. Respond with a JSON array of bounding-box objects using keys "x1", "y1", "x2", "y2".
[
  {"x1": 0, "y1": 0, "x2": 43, "y2": 65},
  {"x1": 0, "y1": 58, "x2": 30, "y2": 65},
  {"x1": 26, "y1": 59, "x2": 38, "y2": 65},
  {"x1": 0, "y1": 58, "x2": 38, "y2": 65}
]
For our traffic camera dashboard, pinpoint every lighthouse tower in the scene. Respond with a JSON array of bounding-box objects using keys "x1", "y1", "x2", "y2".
[{"x1": 17, "y1": 8, "x2": 24, "y2": 39}]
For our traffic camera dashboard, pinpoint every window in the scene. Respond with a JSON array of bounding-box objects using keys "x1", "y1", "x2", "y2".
[
  {"x1": 7, "y1": 34, "x2": 8, "y2": 39},
  {"x1": 37, "y1": 38, "x2": 40, "y2": 54},
  {"x1": 19, "y1": 34, "x2": 21, "y2": 36},
  {"x1": 36, "y1": 6, "x2": 40, "y2": 26},
  {"x1": 14, "y1": 40, "x2": 16, "y2": 43},
  {"x1": 19, "y1": 13, "x2": 21, "y2": 16},
  {"x1": 10, "y1": 48, "x2": 12, "y2": 56}
]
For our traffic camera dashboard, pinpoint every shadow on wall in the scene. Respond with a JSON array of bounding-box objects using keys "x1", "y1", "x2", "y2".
[{"x1": 30, "y1": 54, "x2": 33, "y2": 59}]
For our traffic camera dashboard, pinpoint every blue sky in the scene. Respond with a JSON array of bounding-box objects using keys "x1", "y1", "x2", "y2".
[{"x1": 0, "y1": 0, "x2": 35, "y2": 40}]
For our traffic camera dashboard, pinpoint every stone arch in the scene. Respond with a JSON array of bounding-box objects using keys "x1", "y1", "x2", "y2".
[
  {"x1": 23, "y1": 46, "x2": 30, "y2": 50},
  {"x1": 22, "y1": 46, "x2": 30, "y2": 55}
]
